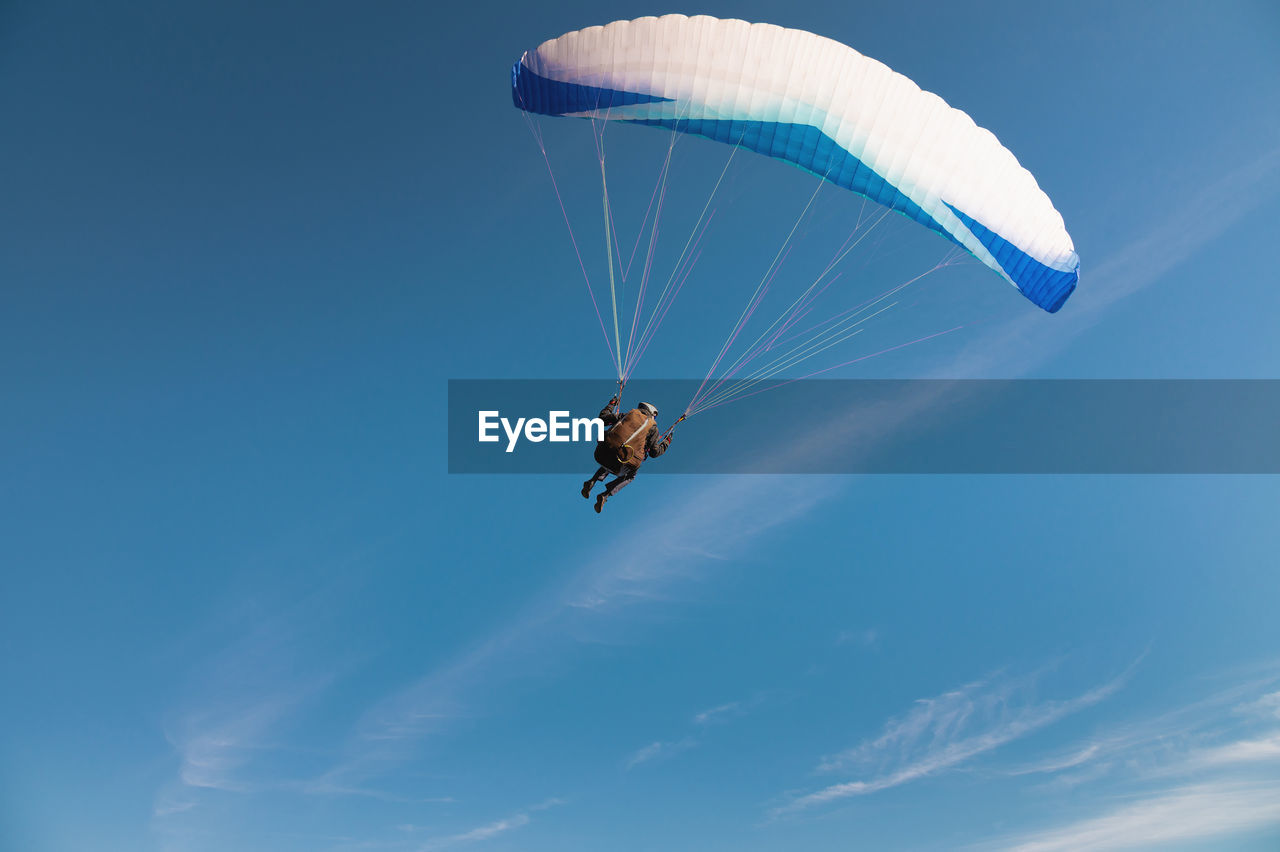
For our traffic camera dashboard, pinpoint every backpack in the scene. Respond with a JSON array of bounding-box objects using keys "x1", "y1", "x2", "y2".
[{"x1": 596, "y1": 408, "x2": 652, "y2": 471}]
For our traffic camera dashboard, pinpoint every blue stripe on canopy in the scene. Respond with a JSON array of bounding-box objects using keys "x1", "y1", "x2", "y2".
[
  {"x1": 944, "y1": 204, "x2": 1079, "y2": 313},
  {"x1": 626, "y1": 116, "x2": 951, "y2": 249},
  {"x1": 511, "y1": 62, "x2": 672, "y2": 115}
]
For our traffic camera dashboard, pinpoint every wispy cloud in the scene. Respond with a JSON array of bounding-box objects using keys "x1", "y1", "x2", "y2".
[
  {"x1": 159, "y1": 612, "x2": 341, "y2": 800},
  {"x1": 625, "y1": 737, "x2": 697, "y2": 770},
  {"x1": 774, "y1": 662, "x2": 1136, "y2": 815},
  {"x1": 978, "y1": 667, "x2": 1280, "y2": 850},
  {"x1": 1006, "y1": 742, "x2": 1104, "y2": 777},
  {"x1": 151, "y1": 585, "x2": 396, "y2": 839},
  {"x1": 418, "y1": 800, "x2": 564, "y2": 851},
  {"x1": 694, "y1": 701, "x2": 743, "y2": 725},
  {"x1": 420, "y1": 814, "x2": 528, "y2": 850},
  {"x1": 835, "y1": 628, "x2": 879, "y2": 648},
  {"x1": 995, "y1": 781, "x2": 1280, "y2": 852},
  {"x1": 1235, "y1": 690, "x2": 1280, "y2": 720},
  {"x1": 1003, "y1": 668, "x2": 1280, "y2": 783},
  {"x1": 170, "y1": 696, "x2": 298, "y2": 793},
  {"x1": 1191, "y1": 733, "x2": 1280, "y2": 768},
  {"x1": 625, "y1": 696, "x2": 761, "y2": 770},
  {"x1": 152, "y1": 800, "x2": 196, "y2": 818}
]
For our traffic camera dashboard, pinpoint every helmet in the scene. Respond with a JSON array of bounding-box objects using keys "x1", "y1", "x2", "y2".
[{"x1": 638, "y1": 402, "x2": 658, "y2": 416}]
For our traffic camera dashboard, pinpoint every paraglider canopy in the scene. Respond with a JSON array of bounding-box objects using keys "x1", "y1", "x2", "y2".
[{"x1": 512, "y1": 14, "x2": 1079, "y2": 313}]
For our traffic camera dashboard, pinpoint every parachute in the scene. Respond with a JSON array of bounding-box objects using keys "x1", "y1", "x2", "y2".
[{"x1": 511, "y1": 14, "x2": 1079, "y2": 313}]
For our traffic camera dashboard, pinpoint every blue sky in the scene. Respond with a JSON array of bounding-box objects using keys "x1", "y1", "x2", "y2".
[{"x1": 3, "y1": 1, "x2": 1280, "y2": 850}]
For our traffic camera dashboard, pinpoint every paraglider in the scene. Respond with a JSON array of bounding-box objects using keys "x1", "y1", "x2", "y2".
[
  {"x1": 511, "y1": 15, "x2": 1080, "y2": 500},
  {"x1": 582, "y1": 394, "x2": 673, "y2": 513}
]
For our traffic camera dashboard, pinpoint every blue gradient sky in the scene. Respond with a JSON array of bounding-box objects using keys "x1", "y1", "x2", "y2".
[{"x1": 3, "y1": 2, "x2": 1280, "y2": 851}]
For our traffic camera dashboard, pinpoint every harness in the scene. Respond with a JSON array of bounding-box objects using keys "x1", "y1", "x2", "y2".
[
  {"x1": 611, "y1": 415, "x2": 652, "y2": 466},
  {"x1": 596, "y1": 380, "x2": 681, "y2": 473}
]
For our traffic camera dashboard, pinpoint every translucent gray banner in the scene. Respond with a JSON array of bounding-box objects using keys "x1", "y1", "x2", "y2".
[{"x1": 448, "y1": 380, "x2": 1280, "y2": 474}]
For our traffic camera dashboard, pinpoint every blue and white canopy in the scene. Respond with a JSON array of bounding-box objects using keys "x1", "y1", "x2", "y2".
[{"x1": 512, "y1": 15, "x2": 1080, "y2": 312}]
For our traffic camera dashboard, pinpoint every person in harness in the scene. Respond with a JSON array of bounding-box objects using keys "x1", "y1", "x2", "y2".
[{"x1": 581, "y1": 395, "x2": 673, "y2": 513}]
